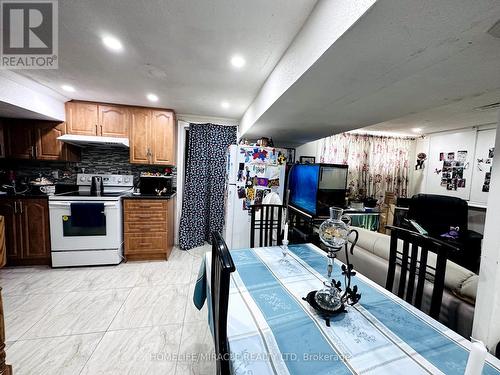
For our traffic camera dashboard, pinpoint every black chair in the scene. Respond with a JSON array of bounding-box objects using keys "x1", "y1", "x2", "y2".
[
  {"x1": 406, "y1": 194, "x2": 483, "y2": 273},
  {"x1": 385, "y1": 225, "x2": 459, "y2": 320},
  {"x1": 210, "y1": 232, "x2": 236, "y2": 375},
  {"x1": 250, "y1": 204, "x2": 287, "y2": 247}
]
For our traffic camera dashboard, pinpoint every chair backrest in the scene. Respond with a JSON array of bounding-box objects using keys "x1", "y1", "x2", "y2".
[
  {"x1": 385, "y1": 225, "x2": 459, "y2": 319},
  {"x1": 210, "y1": 232, "x2": 236, "y2": 375},
  {"x1": 250, "y1": 204, "x2": 286, "y2": 247},
  {"x1": 408, "y1": 194, "x2": 468, "y2": 237}
]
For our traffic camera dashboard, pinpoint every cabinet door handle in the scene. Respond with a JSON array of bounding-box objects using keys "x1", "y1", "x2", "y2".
[
  {"x1": 31, "y1": 146, "x2": 35, "y2": 159},
  {"x1": 14, "y1": 201, "x2": 17, "y2": 214},
  {"x1": 100, "y1": 124, "x2": 103, "y2": 136},
  {"x1": 19, "y1": 201, "x2": 23, "y2": 213},
  {"x1": 95, "y1": 124, "x2": 98, "y2": 135},
  {"x1": 34, "y1": 146, "x2": 38, "y2": 158}
]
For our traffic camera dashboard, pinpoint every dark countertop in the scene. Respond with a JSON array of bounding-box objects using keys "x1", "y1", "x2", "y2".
[
  {"x1": 121, "y1": 192, "x2": 177, "y2": 200},
  {"x1": 0, "y1": 194, "x2": 49, "y2": 199}
]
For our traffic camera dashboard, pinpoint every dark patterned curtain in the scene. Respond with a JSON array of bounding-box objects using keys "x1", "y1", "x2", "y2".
[{"x1": 179, "y1": 123, "x2": 237, "y2": 250}]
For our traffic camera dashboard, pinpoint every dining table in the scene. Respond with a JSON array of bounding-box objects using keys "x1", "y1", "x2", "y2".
[{"x1": 193, "y1": 243, "x2": 500, "y2": 374}]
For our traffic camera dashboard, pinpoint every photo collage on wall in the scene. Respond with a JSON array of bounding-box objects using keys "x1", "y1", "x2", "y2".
[
  {"x1": 477, "y1": 147, "x2": 494, "y2": 192},
  {"x1": 436, "y1": 150, "x2": 468, "y2": 191},
  {"x1": 237, "y1": 147, "x2": 287, "y2": 212}
]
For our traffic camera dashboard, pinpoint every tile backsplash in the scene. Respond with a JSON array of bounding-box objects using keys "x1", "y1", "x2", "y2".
[{"x1": 0, "y1": 146, "x2": 176, "y2": 188}]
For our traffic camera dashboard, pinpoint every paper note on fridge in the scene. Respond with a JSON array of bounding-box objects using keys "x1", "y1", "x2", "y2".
[{"x1": 266, "y1": 165, "x2": 281, "y2": 180}]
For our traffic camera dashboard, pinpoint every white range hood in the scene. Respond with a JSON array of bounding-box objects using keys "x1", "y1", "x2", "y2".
[{"x1": 57, "y1": 134, "x2": 129, "y2": 148}]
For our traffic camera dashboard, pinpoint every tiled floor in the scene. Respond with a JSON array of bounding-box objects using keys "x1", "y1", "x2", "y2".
[{"x1": 0, "y1": 244, "x2": 214, "y2": 375}]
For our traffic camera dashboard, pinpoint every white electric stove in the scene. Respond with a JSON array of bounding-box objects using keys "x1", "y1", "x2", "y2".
[{"x1": 49, "y1": 174, "x2": 134, "y2": 267}]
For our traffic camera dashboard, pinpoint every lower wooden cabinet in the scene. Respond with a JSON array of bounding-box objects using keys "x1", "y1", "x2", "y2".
[
  {"x1": 0, "y1": 198, "x2": 51, "y2": 266},
  {"x1": 124, "y1": 198, "x2": 175, "y2": 261}
]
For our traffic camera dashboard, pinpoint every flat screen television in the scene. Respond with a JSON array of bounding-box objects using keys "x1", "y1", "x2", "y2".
[{"x1": 288, "y1": 163, "x2": 348, "y2": 217}]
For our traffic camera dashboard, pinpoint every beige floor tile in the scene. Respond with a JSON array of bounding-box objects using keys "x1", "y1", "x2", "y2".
[
  {"x1": 22, "y1": 288, "x2": 130, "y2": 338},
  {"x1": 3, "y1": 292, "x2": 66, "y2": 340},
  {"x1": 81, "y1": 325, "x2": 182, "y2": 375},
  {"x1": 109, "y1": 285, "x2": 188, "y2": 330},
  {"x1": 7, "y1": 332, "x2": 103, "y2": 375}
]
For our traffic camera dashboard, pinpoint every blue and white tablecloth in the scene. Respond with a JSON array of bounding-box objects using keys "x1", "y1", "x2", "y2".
[{"x1": 194, "y1": 243, "x2": 500, "y2": 374}]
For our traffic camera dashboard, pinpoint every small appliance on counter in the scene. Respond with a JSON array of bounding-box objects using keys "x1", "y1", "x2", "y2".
[
  {"x1": 90, "y1": 176, "x2": 104, "y2": 196},
  {"x1": 29, "y1": 176, "x2": 56, "y2": 195},
  {"x1": 139, "y1": 173, "x2": 173, "y2": 196}
]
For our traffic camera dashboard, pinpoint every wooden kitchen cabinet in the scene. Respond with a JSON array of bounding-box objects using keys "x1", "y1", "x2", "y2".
[
  {"x1": 0, "y1": 121, "x2": 5, "y2": 158},
  {"x1": 124, "y1": 199, "x2": 174, "y2": 261},
  {"x1": 99, "y1": 105, "x2": 129, "y2": 138},
  {"x1": 130, "y1": 109, "x2": 176, "y2": 165},
  {"x1": 4, "y1": 120, "x2": 79, "y2": 161},
  {"x1": 129, "y1": 108, "x2": 151, "y2": 164},
  {"x1": 0, "y1": 198, "x2": 50, "y2": 266},
  {"x1": 35, "y1": 122, "x2": 65, "y2": 160},
  {"x1": 66, "y1": 101, "x2": 129, "y2": 138},
  {"x1": 151, "y1": 110, "x2": 175, "y2": 165},
  {"x1": 65, "y1": 101, "x2": 99, "y2": 135},
  {"x1": 6, "y1": 120, "x2": 33, "y2": 159}
]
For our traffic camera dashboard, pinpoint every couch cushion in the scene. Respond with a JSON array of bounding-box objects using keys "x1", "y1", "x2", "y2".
[{"x1": 352, "y1": 227, "x2": 478, "y2": 302}]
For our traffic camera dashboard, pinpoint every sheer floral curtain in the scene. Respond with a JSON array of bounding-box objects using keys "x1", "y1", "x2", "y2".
[{"x1": 318, "y1": 133, "x2": 414, "y2": 199}]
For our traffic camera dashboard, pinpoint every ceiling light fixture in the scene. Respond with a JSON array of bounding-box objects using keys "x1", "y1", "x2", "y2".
[
  {"x1": 221, "y1": 101, "x2": 230, "y2": 109},
  {"x1": 61, "y1": 84, "x2": 75, "y2": 92},
  {"x1": 412, "y1": 128, "x2": 423, "y2": 133},
  {"x1": 230, "y1": 55, "x2": 246, "y2": 69},
  {"x1": 147, "y1": 93, "x2": 159, "y2": 102},
  {"x1": 102, "y1": 35, "x2": 123, "y2": 52}
]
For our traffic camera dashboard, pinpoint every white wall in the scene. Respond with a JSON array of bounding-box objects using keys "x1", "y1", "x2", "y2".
[
  {"x1": 409, "y1": 137, "x2": 430, "y2": 196},
  {"x1": 473, "y1": 110, "x2": 500, "y2": 351},
  {"x1": 294, "y1": 139, "x2": 321, "y2": 162},
  {"x1": 0, "y1": 71, "x2": 66, "y2": 120},
  {"x1": 239, "y1": 0, "x2": 377, "y2": 136}
]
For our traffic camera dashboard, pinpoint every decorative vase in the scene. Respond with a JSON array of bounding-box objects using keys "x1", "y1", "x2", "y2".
[
  {"x1": 318, "y1": 207, "x2": 350, "y2": 250},
  {"x1": 303, "y1": 207, "x2": 361, "y2": 318}
]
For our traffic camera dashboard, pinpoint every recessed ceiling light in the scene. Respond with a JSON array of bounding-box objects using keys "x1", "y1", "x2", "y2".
[
  {"x1": 147, "y1": 93, "x2": 159, "y2": 102},
  {"x1": 102, "y1": 35, "x2": 123, "y2": 52},
  {"x1": 230, "y1": 55, "x2": 246, "y2": 69},
  {"x1": 412, "y1": 128, "x2": 423, "y2": 133},
  {"x1": 61, "y1": 84, "x2": 75, "y2": 92},
  {"x1": 221, "y1": 101, "x2": 230, "y2": 109}
]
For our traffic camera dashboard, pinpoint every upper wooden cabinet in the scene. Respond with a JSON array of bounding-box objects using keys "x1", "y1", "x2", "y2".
[
  {"x1": 99, "y1": 105, "x2": 129, "y2": 138},
  {"x1": 0, "y1": 121, "x2": 5, "y2": 158},
  {"x1": 130, "y1": 109, "x2": 176, "y2": 165},
  {"x1": 129, "y1": 108, "x2": 151, "y2": 164},
  {"x1": 4, "y1": 119, "x2": 79, "y2": 161},
  {"x1": 151, "y1": 110, "x2": 175, "y2": 165},
  {"x1": 65, "y1": 101, "x2": 98, "y2": 135},
  {"x1": 35, "y1": 122, "x2": 65, "y2": 160},
  {"x1": 65, "y1": 101, "x2": 129, "y2": 138}
]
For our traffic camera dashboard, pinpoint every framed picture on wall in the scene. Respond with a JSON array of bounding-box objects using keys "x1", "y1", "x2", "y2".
[
  {"x1": 300, "y1": 156, "x2": 316, "y2": 164},
  {"x1": 284, "y1": 148, "x2": 296, "y2": 164}
]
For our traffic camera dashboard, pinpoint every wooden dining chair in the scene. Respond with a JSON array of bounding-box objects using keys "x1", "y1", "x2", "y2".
[
  {"x1": 211, "y1": 232, "x2": 236, "y2": 375},
  {"x1": 385, "y1": 225, "x2": 459, "y2": 320},
  {"x1": 250, "y1": 204, "x2": 286, "y2": 247}
]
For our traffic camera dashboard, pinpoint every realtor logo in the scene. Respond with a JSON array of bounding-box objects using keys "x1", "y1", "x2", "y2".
[{"x1": 1, "y1": 0, "x2": 58, "y2": 69}]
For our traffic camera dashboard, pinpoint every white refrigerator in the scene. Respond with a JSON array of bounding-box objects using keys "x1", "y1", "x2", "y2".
[{"x1": 223, "y1": 145, "x2": 288, "y2": 249}]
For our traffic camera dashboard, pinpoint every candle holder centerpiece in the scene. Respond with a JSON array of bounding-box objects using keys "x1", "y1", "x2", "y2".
[{"x1": 303, "y1": 207, "x2": 361, "y2": 324}]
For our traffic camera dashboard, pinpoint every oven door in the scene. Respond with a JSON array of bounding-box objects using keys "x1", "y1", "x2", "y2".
[{"x1": 49, "y1": 201, "x2": 121, "y2": 251}]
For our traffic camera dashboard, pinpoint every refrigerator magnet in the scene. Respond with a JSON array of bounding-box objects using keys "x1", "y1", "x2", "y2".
[
  {"x1": 246, "y1": 187, "x2": 256, "y2": 201},
  {"x1": 256, "y1": 177, "x2": 269, "y2": 187},
  {"x1": 237, "y1": 187, "x2": 246, "y2": 199},
  {"x1": 267, "y1": 178, "x2": 280, "y2": 188},
  {"x1": 253, "y1": 164, "x2": 266, "y2": 177}
]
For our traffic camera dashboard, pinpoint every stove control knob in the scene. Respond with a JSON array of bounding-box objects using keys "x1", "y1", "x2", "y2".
[
  {"x1": 124, "y1": 177, "x2": 130, "y2": 183},
  {"x1": 87, "y1": 177, "x2": 92, "y2": 182},
  {"x1": 117, "y1": 178, "x2": 122, "y2": 183},
  {"x1": 80, "y1": 176, "x2": 85, "y2": 182}
]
